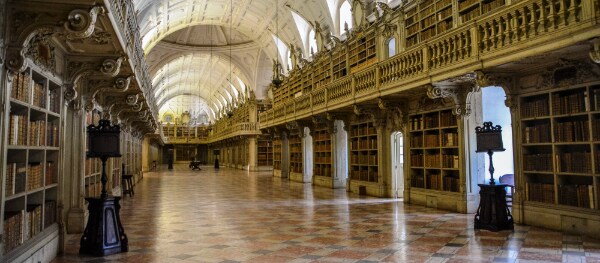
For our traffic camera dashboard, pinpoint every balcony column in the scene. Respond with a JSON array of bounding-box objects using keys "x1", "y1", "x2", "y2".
[
  {"x1": 65, "y1": 97, "x2": 87, "y2": 234},
  {"x1": 248, "y1": 136, "x2": 257, "y2": 171}
]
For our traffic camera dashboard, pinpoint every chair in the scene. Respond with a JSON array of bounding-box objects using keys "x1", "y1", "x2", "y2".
[
  {"x1": 121, "y1": 163, "x2": 134, "y2": 197},
  {"x1": 499, "y1": 174, "x2": 514, "y2": 207}
]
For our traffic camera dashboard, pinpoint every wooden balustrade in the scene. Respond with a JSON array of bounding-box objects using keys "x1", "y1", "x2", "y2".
[{"x1": 258, "y1": 0, "x2": 595, "y2": 129}]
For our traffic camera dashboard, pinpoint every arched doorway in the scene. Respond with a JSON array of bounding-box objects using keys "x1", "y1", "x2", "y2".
[{"x1": 391, "y1": 131, "x2": 404, "y2": 198}]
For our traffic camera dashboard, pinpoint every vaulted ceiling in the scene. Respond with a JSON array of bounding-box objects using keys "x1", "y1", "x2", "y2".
[{"x1": 133, "y1": 0, "x2": 342, "y2": 123}]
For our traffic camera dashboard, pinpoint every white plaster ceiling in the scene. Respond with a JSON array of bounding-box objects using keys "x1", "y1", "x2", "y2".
[{"x1": 134, "y1": 0, "x2": 337, "y2": 121}]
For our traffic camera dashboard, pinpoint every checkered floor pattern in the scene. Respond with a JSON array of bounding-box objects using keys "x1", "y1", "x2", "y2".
[{"x1": 53, "y1": 166, "x2": 600, "y2": 263}]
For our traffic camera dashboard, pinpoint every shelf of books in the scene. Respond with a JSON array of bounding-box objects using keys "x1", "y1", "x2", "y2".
[
  {"x1": 313, "y1": 57, "x2": 331, "y2": 90},
  {"x1": 84, "y1": 110, "x2": 102, "y2": 197},
  {"x1": 348, "y1": 30, "x2": 377, "y2": 74},
  {"x1": 332, "y1": 51, "x2": 347, "y2": 80},
  {"x1": 404, "y1": 0, "x2": 455, "y2": 48},
  {"x1": 458, "y1": 0, "x2": 505, "y2": 24},
  {"x1": 519, "y1": 83, "x2": 600, "y2": 213},
  {"x1": 289, "y1": 136, "x2": 304, "y2": 182},
  {"x1": 409, "y1": 109, "x2": 460, "y2": 192},
  {"x1": 273, "y1": 138, "x2": 283, "y2": 177},
  {"x1": 313, "y1": 126, "x2": 334, "y2": 188},
  {"x1": 3, "y1": 67, "x2": 61, "y2": 257},
  {"x1": 257, "y1": 137, "x2": 273, "y2": 167},
  {"x1": 348, "y1": 120, "x2": 380, "y2": 195}
]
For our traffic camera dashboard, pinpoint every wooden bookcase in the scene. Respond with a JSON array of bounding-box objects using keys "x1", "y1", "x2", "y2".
[
  {"x1": 332, "y1": 51, "x2": 347, "y2": 80},
  {"x1": 409, "y1": 109, "x2": 460, "y2": 192},
  {"x1": 458, "y1": 0, "x2": 505, "y2": 24},
  {"x1": 289, "y1": 136, "x2": 303, "y2": 174},
  {"x1": 348, "y1": 31, "x2": 377, "y2": 74},
  {"x1": 273, "y1": 138, "x2": 282, "y2": 171},
  {"x1": 162, "y1": 124, "x2": 175, "y2": 138},
  {"x1": 257, "y1": 137, "x2": 273, "y2": 166},
  {"x1": 520, "y1": 83, "x2": 600, "y2": 210},
  {"x1": 3, "y1": 67, "x2": 61, "y2": 256},
  {"x1": 313, "y1": 127, "x2": 333, "y2": 177},
  {"x1": 84, "y1": 110, "x2": 102, "y2": 197},
  {"x1": 313, "y1": 57, "x2": 331, "y2": 90},
  {"x1": 349, "y1": 120, "x2": 379, "y2": 183},
  {"x1": 405, "y1": 0, "x2": 456, "y2": 48}
]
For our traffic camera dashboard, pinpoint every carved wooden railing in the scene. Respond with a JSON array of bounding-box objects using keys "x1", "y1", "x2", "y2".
[
  {"x1": 207, "y1": 122, "x2": 261, "y2": 143},
  {"x1": 259, "y1": 0, "x2": 597, "y2": 128},
  {"x1": 105, "y1": 0, "x2": 158, "y2": 119}
]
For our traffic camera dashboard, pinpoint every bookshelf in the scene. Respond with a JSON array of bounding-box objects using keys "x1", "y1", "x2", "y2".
[
  {"x1": 273, "y1": 138, "x2": 282, "y2": 171},
  {"x1": 404, "y1": 0, "x2": 455, "y2": 48},
  {"x1": 348, "y1": 31, "x2": 377, "y2": 74},
  {"x1": 409, "y1": 109, "x2": 460, "y2": 193},
  {"x1": 458, "y1": 0, "x2": 505, "y2": 24},
  {"x1": 289, "y1": 136, "x2": 303, "y2": 175},
  {"x1": 313, "y1": 58, "x2": 331, "y2": 90},
  {"x1": 332, "y1": 51, "x2": 347, "y2": 80},
  {"x1": 3, "y1": 67, "x2": 61, "y2": 256},
  {"x1": 349, "y1": 120, "x2": 379, "y2": 183},
  {"x1": 519, "y1": 83, "x2": 600, "y2": 210},
  {"x1": 313, "y1": 127, "x2": 333, "y2": 178},
  {"x1": 84, "y1": 110, "x2": 102, "y2": 197},
  {"x1": 257, "y1": 137, "x2": 273, "y2": 166}
]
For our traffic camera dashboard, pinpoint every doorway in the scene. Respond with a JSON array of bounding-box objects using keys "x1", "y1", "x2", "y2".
[{"x1": 391, "y1": 131, "x2": 404, "y2": 198}]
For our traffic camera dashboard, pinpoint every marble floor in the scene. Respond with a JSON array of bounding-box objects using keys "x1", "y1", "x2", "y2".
[{"x1": 53, "y1": 166, "x2": 600, "y2": 263}]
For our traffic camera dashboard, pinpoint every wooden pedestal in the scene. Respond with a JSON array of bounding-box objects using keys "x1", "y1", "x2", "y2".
[
  {"x1": 80, "y1": 197, "x2": 128, "y2": 256},
  {"x1": 474, "y1": 184, "x2": 514, "y2": 231}
]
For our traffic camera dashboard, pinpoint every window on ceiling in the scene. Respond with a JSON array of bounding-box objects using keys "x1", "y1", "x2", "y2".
[
  {"x1": 291, "y1": 11, "x2": 315, "y2": 57},
  {"x1": 340, "y1": 1, "x2": 352, "y2": 34},
  {"x1": 308, "y1": 30, "x2": 317, "y2": 55}
]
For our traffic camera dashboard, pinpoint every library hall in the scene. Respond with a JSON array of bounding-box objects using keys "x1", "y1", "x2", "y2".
[{"x1": 1, "y1": 0, "x2": 600, "y2": 262}]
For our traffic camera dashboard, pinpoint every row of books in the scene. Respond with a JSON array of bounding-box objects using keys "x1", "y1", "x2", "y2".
[
  {"x1": 411, "y1": 154, "x2": 424, "y2": 166},
  {"x1": 350, "y1": 170, "x2": 378, "y2": 182},
  {"x1": 459, "y1": 7, "x2": 480, "y2": 23},
  {"x1": 351, "y1": 153, "x2": 378, "y2": 165},
  {"x1": 593, "y1": 118, "x2": 600, "y2": 141},
  {"x1": 8, "y1": 116, "x2": 60, "y2": 146},
  {"x1": 424, "y1": 134, "x2": 440, "y2": 147},
  {"x1": 85, "y1": 183, "x2": 101, "y2": 197},
  {"x1": 10, "y1": 71, "x2": 31, "y2": 103},
  {"x1": 458, "y1": 0, "x2": 479, "y2": 9},
  {"x1": 436, "y1": 0, "x2": 452, "y2": 9},
  {"x1": 48, "y1": 89, "x2": 60, "y2": 114},
  {"x1": 8, "y1": 115, "x2": 27, "y2": 145},
  {"x1": 557, "y1": 152, "x2": 592, "y2": 173},
  {"x1": 523, "y1": 154, "x2": 553, "y2": 171},
  {"x1": 312, "y1": 133, "x2": 330, "y2": 140},
  {"x1": 592, "y1": 88, "x2": 600, "y2": 111},
  {"x1": 442, "y1": 132, "x2": 458, "y2": 147},
  {"x1": 558, "y1": 184, "x2": 595, "y2": 209},
  {"x1": 522, "y1": 124, "x2": 551, "y2": 143},
  {"x1": 32, "y1": 81, "x2": 46, "y2": 109},
  {"x1": 425, "y1": 154, "x2": 441, "y2": 167},
  {"x1": 314, "y1": 156, "x2": 332, "y2": 163},
  {"x1": 350, "y1": 125, "x2": 377, "y2": 137},
  {"x1": 552, "y1": 91, "x2": 588, "y2": 115},
  {"x1": 289, "y1": 164, "x2": 303, "y2": 173},
  {"x1": 314, "y1": 144, "x2": 332, "y2": 152},
  {"x1": 314, "y1": 165, "x2": 332, "y2": 177},
  {"x1": 5, "y1": 163, "x2": 26, "y2": 197},
  {"x1": 482, "y1": 0, "x2": 505, "y2": 14},
  {"x1": 527, "y1": 182, "x2": 555, "y2": 203},
  {"x1": 555, "y1": 120, "x2": 589, "y2": 142},
  {"x1": 443, "y1": 176, "x2": 460, "y2": 192},
  {"x1": 351, "y1": 138, "x2": 378, "y2": 150},
  {"x1": 521, "y1": 96, "x2": 550, "y2": 118},
  {"x1": 3, "y1": 202, "x2": 54, "y2": 254},
  {"x1": 27, "y1": 163, "x2": 44, "y2": 191},
  {"x1": 84, "y1": 158, "x2": 101, "y2": 176},
  {"x1": 442, "y1": 154, "x2": 460, "y2": 168}
]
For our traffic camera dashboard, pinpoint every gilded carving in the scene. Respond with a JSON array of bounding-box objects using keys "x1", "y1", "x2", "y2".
[
  {"x1": 537, "y1": 59, "x2": 600, "y2": 89},
  {"x1": 427, "y1": 79, "x2": 480, "y2": 117}
]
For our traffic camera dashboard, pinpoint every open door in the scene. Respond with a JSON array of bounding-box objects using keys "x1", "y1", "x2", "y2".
[{"x1": 391, "y1": 131, "x2": 404, "y2": 198}]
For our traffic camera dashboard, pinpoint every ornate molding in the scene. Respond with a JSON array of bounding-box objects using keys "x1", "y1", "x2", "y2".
[
  {"x1": 62, "y1": 6, "x2": 105, "y2": 40},
  {"x1": 100, "y1": 57, "x2": 125, "y2": 77},
  {"x1": 537, "y1": 58, "x2": 600, "y2": 89},
  {"x1": 590, "y1": 38, "x2": 600, "y2": 64},
  {"x1": 427, "y1": 77, "x2": 480, "y2": 117},
  {"x1": 475, "y1": 70, "x2": 516, "y2": 110}
]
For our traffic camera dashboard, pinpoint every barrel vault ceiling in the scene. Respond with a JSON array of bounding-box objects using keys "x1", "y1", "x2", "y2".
[{"x1": 133, "y1": 0, "x2": 345, "y2": 123}]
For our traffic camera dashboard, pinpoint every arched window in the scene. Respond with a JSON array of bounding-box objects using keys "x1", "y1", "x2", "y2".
[
  {"x1": 339, "y1": 1, "x2": 352, "y2": 34},
  {"x1": 308, "y1": 30, "x2": 317, "y2": 54},
  {"x1": 387, "y1": 37, "x2": 397, "y2": 58}
]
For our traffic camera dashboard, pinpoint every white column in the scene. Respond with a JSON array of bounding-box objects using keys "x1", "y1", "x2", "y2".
[
  {"x1": 248, "y1": 136, "x2": 257, "y2": 171},
  {"x1": 303, "y1": 127, "x2": 313, "y2": 183},
  {"x1": 333, "y1": 120, "x2": 347, "y2": 188}
]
